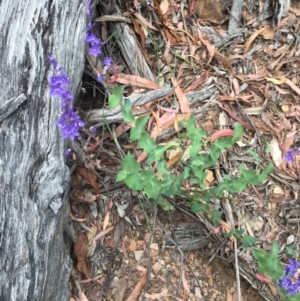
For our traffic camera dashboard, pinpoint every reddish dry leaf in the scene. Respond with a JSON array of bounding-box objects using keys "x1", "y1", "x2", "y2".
[
  {"x1": 144, "y1": 289, "x2": 168, "y2": 300},
  {"x1": 129, "y1": 15, "x2": 146, "y2": 50},
  {"x1": 244, "y1": 27, "x2": 267, "y2": 53},
  {"x1": 218, "y1": 95, "x2": 235, "y2": 101},
  {"x1": 182, "y1": 269, "x2": 191, "y2": 294},
  {"x1": 125, "y1": 272, "x2": 147, "y2": 301},
  {"x1": 285, "y1": 78, "x2": 300, "y2": 95},
  {"x1": 232, "y1": 77, "x2": 240, "y2": 95},
  {"x1": 197, "y1": 24, "x2": 215, "y2": 57},
  {"x1": 183, "y1": 70, "x2": 209, "y2": 93},
  {"x1": 171, "y1": 76, "x2": 191, "y2": 119},
  {"x1": 74, "y1": 233, "x2": 91, "y2": 279},
  {"x1": 260, "y1": 27, "x2": 275, "y2": 40},
  {"x1": 116, "y1": 72, "x2": 160, "y2": 90},
  {"x1": 133, "y1": 12, "x2": 158, "y2": 31},
  {"x1": 93, "y1": 226, "x2": 114, "y2": 245},
  {"x1": 78, "y1": 292, "x2": 89, "y2": 301},
  {"x1": 115, "y1": 123, "x2": 132, "y2": 138},
  {"x1": 189, "y1": 0, "x2": 195, "y2": 16},
  {"x1": 76, "y1": 165, "x2": 100, "y2": 200},
  {"x1": 205, "y1": 265, "x2": 213, "y2": 277},
  {"x1": 103, "y1": 211, "x2": 110, "y2": 231},
  {"x1": 104, "y1": 237, "x2": 115, "y2": 248},
  {"x1": 211, "y1": 129, "x2": 234, "y2": 143},
  {"x1": 166, "y1": 151, "x2": 183, "y2": 168}
]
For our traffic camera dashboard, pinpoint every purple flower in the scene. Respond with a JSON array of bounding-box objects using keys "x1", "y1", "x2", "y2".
[
  {"x1": 97, "y1": 74, "x2": 104, "y2": 83},
  {"x1": 87, "y1": 0, "x2": 92, "y2": 18},
  {"x1": 65, "y1": 148, "x2": 72, "y2": 156},
  {"x1": 285, "y1": 150, "x2": 295, "y2": 162},
  {"x1": 278, "y1": 260, "x2": 300, "y2": 295},
  {"x1": 90, "y1": 126, "x2": 97, "y2": 133},
  {"x1": 85, "y1": 20, "x2": 103, "y2": 58},
  {"x1": 49, "y1": 56, "x2": 84, "y2": 140}
]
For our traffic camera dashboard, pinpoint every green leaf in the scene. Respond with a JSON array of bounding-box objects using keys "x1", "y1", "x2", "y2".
[
  {"x1": 121, "y1": 98, "x2": 135, "y2": 123},
  {"x1": 252, "y1": 248, "x2": 266, "y2": 261},
  {"x1": 242, "y1": 235, "x2": 257, "y2": 247},
  {"x1": 223, "y1": 228, "x2": 244, "y2": 238},
  {"x1": 108, "y1": 86, "x2": 124, "y2": 108},
  {"x1": 139, "y1": 168, "x2": 156, "y2": 184},
  {"x1": 115, "y1": 170, "x2": 128, "y2": 182},
  {"x1": 120, "y1": 152, "x2": 141, "y2": 174},
  {"x1": 137, "y1": 132, "x2": 156, "y2": 152},
  {"x1": 190, "y1": 202, "x2": 208, "y2": 213},
  {"x1": 112, "y1": 85, "x2": 124, "y2": 102},
  {"x1": 156, "y1": 160, "x2": 169, "y2": 174},
  {"x1": 147, "y1": 145, "x2": 169, "y2": 164},
  {"x1": 247, "y1": 150, "x2": 260, "y2": 164},
  {"x1": 262, "y1": 138, "x2": 271, "y2": 153},
  {"x1": 135, "y1": 115, "x2": 149, "y2": 132},
  {"x1": 211, "y1": 209, "x2": 221, "y2": 226},
  {"x1": 108, "y1": 94, "x2": 120, "y2": 108},
  {"x1": 232, "y1": 123, "x2": 243, "y2": 143},
  {"x1": 262, "y1": 162, "x2": 274, "y2": 176},
  {"x1": 286, "y1": 245, "x2": 297, "y2": 258},
  {"x1": 124, "y1": 173, "x2": 144, "y2": 190},
  {"x1": 144, "y1": 177, "x2": 161, "y2": 199},
  {"x1": 130, "y1": 126, "x2": 141, "y2": 140}
]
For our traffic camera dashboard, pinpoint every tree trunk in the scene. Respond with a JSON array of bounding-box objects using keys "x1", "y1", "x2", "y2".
[{"x1": 0, "y1": 1, "x2": 85, "y2": 300}]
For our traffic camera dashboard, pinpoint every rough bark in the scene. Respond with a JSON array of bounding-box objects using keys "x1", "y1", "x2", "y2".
[{"x1": 0, "y1": 1, "x2": 85, "y2": 300}]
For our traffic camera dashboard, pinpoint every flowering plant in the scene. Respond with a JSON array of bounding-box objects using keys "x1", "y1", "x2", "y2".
[
  {"x1": 85, "y1": 0, "x2": 114, "y2": 83},
  {"x1": 285, "y1": 147, "x2": 300, "y2": 163},
  {"x1": 48, "y1": 56, "x2": 85, "y2": 140},
  {"x1": 278, "y1": 260, "x2": 300, "y2": 296}
]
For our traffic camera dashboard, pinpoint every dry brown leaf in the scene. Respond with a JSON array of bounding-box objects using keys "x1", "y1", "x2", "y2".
[
  {"x1": 171, "y1": 75, "x2": 191, "y2": 119},
  {"x1": 103, "y1": 211, "x2": 110, "y2": 231},
  {"x1": 74, "y1": 233, "x2": 91, "y2": 279},
  {"x1": 78, "y1": 292, "x2": 89, "y2": 301},
  {"x1": 244, "y1": 27, "x2": 267, "y2": 53},
  {"x1": 270, "y1": 139, "x2": 283, "y2": 167},
  {"x1": 182, "y1": 269, "x2": 191, "y2": 294},
  {"x1": 126, "y1": 273, "x2": 147, "y2": 301},
  {"x1": 166, "y1": 151, "x2": 183, "y2": 168},
  {"x1": 183, "y1": 70, "x2": 209, "y2": 93},
  {"x1": 93, "y1": 226, "x2": 114, "y2": 245},
  {"x1": 70, "y1": 213, "x2": 88, "y2": 222},
  {"x1": 160, "y1": 0, "x2": 169, "y2": 14},
  {"x1": 117, "y1": 72, "x2": 160, "y2": 90},
  {"x1": 285, "y1": 78, "x2": 300, "y2": 95},
  {"x1": 260, "y1": 27, "x2": 275, "y2": 39},
  {"x1": 133, "y1": 12, "x2": 158, "y2": 31},
  {"x1": 76, "y1": 165, "x2": 100, "y2": 200},
  {"x1": 290, "y1": 6, "x2": 300, "y2": 16},
  {"x1": 144, "y1": 289, "x2": 168, "y2": 300}
]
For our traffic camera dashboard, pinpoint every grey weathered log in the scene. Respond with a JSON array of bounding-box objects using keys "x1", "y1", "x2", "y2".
[
  {"x1": 0, "y1": 1, "x2": 85, "y2": 300},
  {"x1": 84, "y1": 87, "x2": 174, "y2": 125}
]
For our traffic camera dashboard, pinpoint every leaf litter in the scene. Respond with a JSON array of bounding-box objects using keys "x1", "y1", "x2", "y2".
[{"x1": 69, "y1": 0, "x2": 300, "y2": 300}]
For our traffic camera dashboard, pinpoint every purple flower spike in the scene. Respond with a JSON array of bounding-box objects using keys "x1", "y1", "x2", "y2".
[
  {"x1": 278, "y1": 259, "x2": 300, "y2": 295},
  {"x1": 48, "y1": 56, "x2": 84, "y2": 141}
]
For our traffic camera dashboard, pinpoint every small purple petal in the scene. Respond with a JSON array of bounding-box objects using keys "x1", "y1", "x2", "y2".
[
  {"x1": 89, "y1": 45, "x2": 101, "y2": 57},
  {"x1": 284, "y1": 150, "x2": 294, "y2": 163},
  {"x1": 90, "y1": 126, "x2": 97, "y2": 133},
  {"x1": 97, "y1": 74, "x2": 104, "y2": 83},
  {"x1": 65, "y1": 148, "x2": 72, "y2": 156}
]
